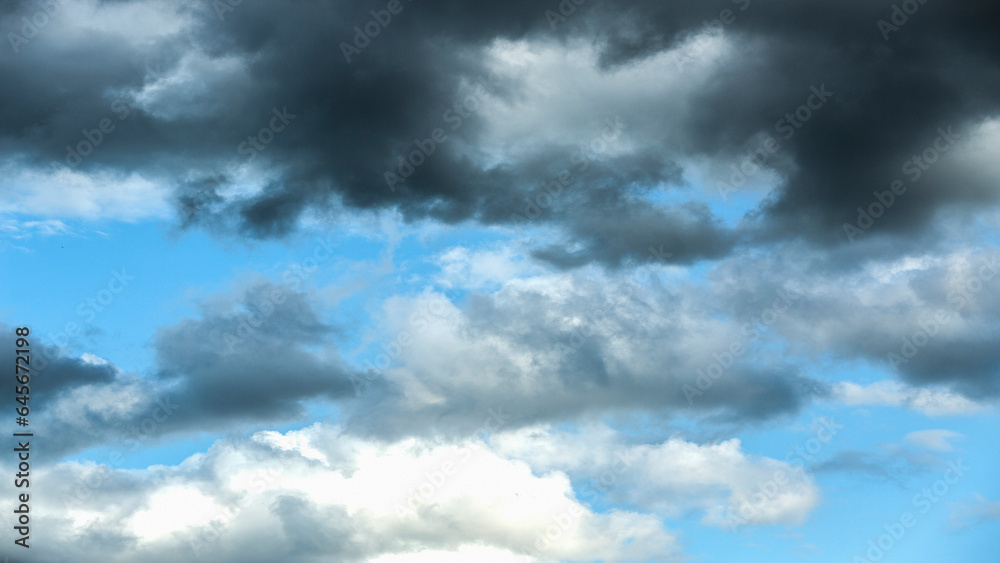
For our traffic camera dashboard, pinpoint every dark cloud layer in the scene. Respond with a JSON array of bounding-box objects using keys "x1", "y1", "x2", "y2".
[
  {"x1": 593, "y1": 1, "x2": 1000, "y2": 246},
  {"x1": 10, "y1": 271, "x2": 830, "y2": 458},
  {"x1": 3, "y1": 0, "x2": 997, "y2": 264}
]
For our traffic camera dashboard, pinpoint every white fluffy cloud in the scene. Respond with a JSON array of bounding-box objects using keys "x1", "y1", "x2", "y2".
[
  {"x1": 492, "y1": 423, "x2": 821, "y2": 529},
  {"x1": 28, "y1": 423, "x2": 686, "y2": 563}
]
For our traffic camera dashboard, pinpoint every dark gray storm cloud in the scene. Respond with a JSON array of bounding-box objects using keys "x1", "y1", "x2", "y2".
[
  {"x1": 5, "y1": 0, "x2": 996, "y2": 265},
  {"x1": 7, "y1": 265, "x2": 831, "y2": 458},
  {"x1": 590, "y1": 1, "x2": 1000, "y2": 241}
]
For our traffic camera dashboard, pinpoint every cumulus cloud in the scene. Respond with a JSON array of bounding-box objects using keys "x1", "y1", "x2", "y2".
[
  {"x1": 20, "y1": 424, "x2": 685, "y2": 563},
  {"x1": 492, "y1": 423, "x2": 821, "y2": 528}
]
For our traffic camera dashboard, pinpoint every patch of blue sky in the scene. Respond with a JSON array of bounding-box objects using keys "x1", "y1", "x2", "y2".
[{"x1": 63, "y1": 433, "x2": 220, "y2": 471}]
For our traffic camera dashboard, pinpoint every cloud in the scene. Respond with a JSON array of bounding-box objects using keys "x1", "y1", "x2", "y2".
[
  {"x1": 492, "y1": 423, "x2": 821, "y2": 528},
  {"x1": 14, "y1": 282, "x2": 357, "y2": 458},
  {"x1": 5, "y1": 255, "x2": 829, "y2": 460},
  {"x1": 22, "y1": 423, "x2": 685, "y2": 563},
  {"x1": 0, "y1": 218, "x2": 73, "y2": 239},
  {"x1": 949, "y1": 494, "x2": 1000, "y2": 530},
  {"x1": 0, "y1": 162, "x2": 170, "y2": 222},
  {"x1": 0, "y1": 326, "x2": 118, "y2": 399},
  {"x1": 903, "y1": 429, "x2": 964, "y2": 452},
  {"x1": 834, "y1": 381, "x2": 990, "y2": 416},
  {"x1": 22, "y1": 237, "x2": 1000, "y2": 461},
  {"x1": 809, "y1": 436, "x2": 954, "y2": 484},
  {"x1": 435, "y1": 244, "x2": 539, "y2": 291},
  {"x1": 707, "y1": 245, "x2": 1000, "y2": 398},
  {"x1": 2, "y1": 0, "x2": 995, "y2": 270},
  {"x1": 151, "y1": 281, "x2": 355, "y2": 422},
  {"x1": 345, "y1": 265, "x2": 826, "y2": 440}
]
